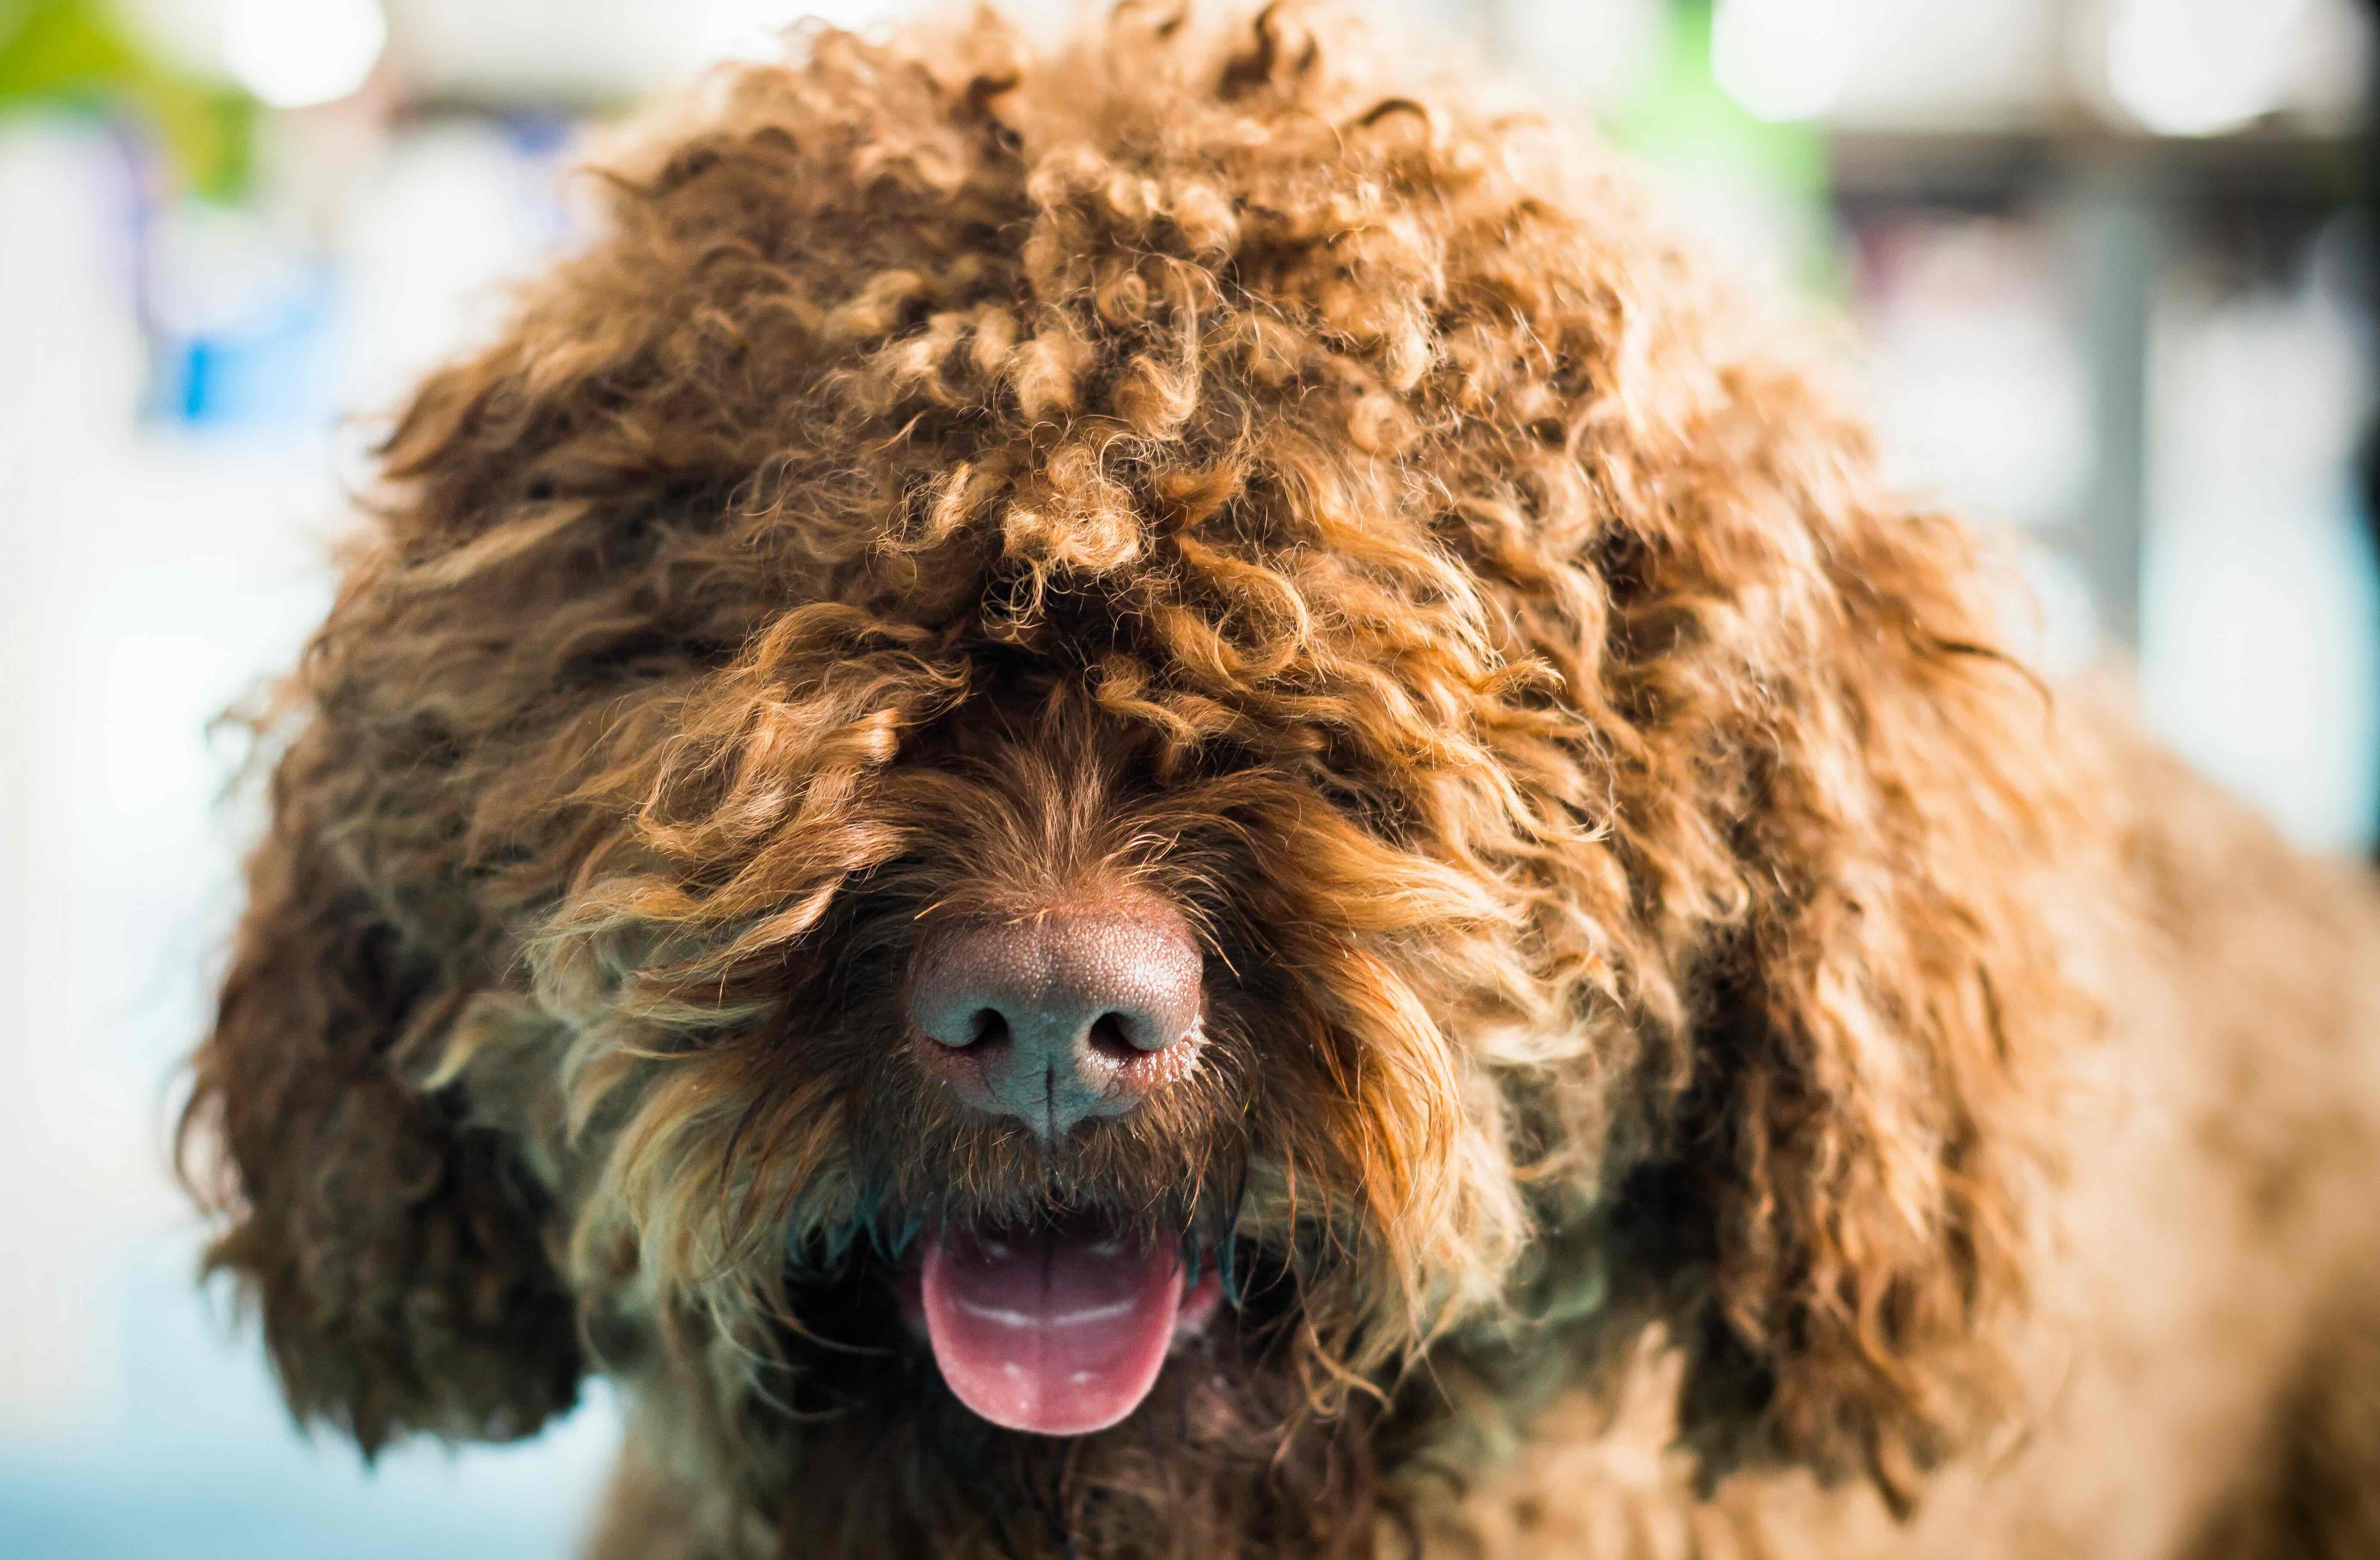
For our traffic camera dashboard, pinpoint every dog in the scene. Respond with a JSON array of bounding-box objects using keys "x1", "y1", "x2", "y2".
[{"x1": 178, "y1": 6, "x2": 2380, "y2": 1556}]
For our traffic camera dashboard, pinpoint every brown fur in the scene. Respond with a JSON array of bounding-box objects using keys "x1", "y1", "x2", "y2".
[{"x1": 177, "y1": 6, "x2": 2380, "y2": 1556}]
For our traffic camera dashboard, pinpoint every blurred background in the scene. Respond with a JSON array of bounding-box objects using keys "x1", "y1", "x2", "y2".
[{"x1": 2, "y1": 0, "x2": 2375, "y2": 1555}]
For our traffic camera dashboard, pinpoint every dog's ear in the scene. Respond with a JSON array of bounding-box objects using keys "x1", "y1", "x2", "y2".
[
  {"x1": 179, "y1": 722, "x2": 582, "y2": 1455},
  {"x1": 1578, "y1": 445, "x2": 2092, "y2": 1507}
]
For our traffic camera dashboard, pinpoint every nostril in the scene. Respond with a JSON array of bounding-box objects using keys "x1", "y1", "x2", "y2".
[
  {"x1": 1085, "y1": 1011, "x2": 1139, "y2": 1063},
  {"x1": 964, "y1": 1008, "x2": 1010, "y2": 1049}
]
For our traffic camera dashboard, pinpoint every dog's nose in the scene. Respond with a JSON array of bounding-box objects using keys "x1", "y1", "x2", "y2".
[{"x1": 907, "y1": 898, "x2": 1203, "y2": 1139}]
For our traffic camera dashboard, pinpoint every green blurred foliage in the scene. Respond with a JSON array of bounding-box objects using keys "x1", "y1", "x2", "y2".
[
  {"x1": 0, "y1": 0, "x2": 253, "y2": 195},
  {"x1": 1602, "y1": 2, "x2": 1825, "y2": 193},
  {"x1": 1597, "y1": 0, "x2": 1843, "y2": 296}
]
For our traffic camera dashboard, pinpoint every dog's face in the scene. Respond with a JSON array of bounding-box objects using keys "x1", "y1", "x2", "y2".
[
  {"x1": 181, "y1": 8, "x2": 2092, "y2": 1554},
  {"x1": 520, "y1": 672, "x2": 1557, "y2": 1545}
]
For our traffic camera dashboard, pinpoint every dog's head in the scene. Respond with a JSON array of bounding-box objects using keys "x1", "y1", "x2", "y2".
[{"x1": 180, "y1": 5, "x2": 2095, "y2": 1551}]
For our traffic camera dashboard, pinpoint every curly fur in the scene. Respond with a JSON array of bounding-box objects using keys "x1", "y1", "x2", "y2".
[{"x1": 178, "y1": 6, "x2": 2380, "y2": 1557}]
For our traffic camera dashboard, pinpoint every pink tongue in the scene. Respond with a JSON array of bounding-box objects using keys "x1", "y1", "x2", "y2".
[{"x1": 920, "y1": 1222, "x2": 1184, "y2": 1435}]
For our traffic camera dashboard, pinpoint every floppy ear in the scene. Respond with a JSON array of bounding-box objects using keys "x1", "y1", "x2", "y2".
[
  {"x1": 1606, "y1": 490, "x2": 2091, "y2": 1508},
  {"x1": 180, "y1": 719, "x2": 583, "y2": 1455}
]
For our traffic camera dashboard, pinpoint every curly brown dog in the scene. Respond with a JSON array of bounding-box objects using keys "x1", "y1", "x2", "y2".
[{"x1": 178, "y1": 6, "x2": 2380, "y2": 1557}]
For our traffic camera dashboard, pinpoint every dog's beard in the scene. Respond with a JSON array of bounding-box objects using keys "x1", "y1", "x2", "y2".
[
  {"x1": 732, "y1": 1000, "x2": 1378, "y2": 1543},
  {"x1": 754, "y1": 1202, "x2": 1387, "y2": 1557}
]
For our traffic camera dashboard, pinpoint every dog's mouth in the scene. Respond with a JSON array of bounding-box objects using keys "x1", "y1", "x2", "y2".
[{"x1": 893, "y1": 1209, "x2": 1225, "y2": 1435}]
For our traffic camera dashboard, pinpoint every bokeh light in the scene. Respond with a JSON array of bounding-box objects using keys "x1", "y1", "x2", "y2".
[
  {"x1": 221, "y1": 0, "x2": 387, "y2": 109},
  {"x1": 1711, "y1": 0, "x2": 1864, "y2": 123},
  {"x1": 2104, "y1": 0, "x2": 2312, "y2": 138}
]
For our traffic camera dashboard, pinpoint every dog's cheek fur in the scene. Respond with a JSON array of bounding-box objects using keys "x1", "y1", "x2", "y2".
[{"x1": 178, "y1": 724, "x2": 584, "y2": 1453}]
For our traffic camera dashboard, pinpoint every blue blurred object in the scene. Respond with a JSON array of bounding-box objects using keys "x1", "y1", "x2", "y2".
[{"x1": 165, "y1": 261, "x2": 343, "y2": 428}]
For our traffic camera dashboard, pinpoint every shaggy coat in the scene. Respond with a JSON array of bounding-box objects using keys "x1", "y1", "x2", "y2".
[{"x1": 180, "y1": 6, "x2": 2380, "y2": 1557}]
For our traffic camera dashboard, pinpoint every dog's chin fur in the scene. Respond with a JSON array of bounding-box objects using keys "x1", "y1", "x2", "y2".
[
  {"x1": 173, "y1": 4, "x2": 2380, "y2": 1559},
  {"x1": 701, "y1": 1233, "x2": 1393, "y2": 1559}
]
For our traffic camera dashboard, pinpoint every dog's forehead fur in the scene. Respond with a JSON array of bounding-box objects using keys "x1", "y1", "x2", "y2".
[{"x1": 181, "y1": 5, "x2": 2116, "y2": 1555}]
